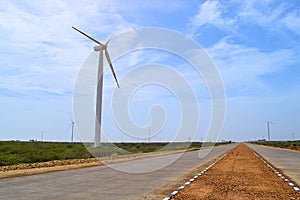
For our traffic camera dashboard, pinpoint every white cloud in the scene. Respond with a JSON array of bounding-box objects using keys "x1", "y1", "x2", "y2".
[
  {"x1": 188, "y1": 0, "x2": 234, "y2": 34},
  {"x1": 238, "y1": 1, "x2": 288, "y2": 25},
  {"x1": 282, "y1": 11, "x2": 300, "y2": 35},
  {"x1": 208, "y1": 38, "x2": 296, "y2": 92},
  {"x1": 0, "y1": 0, "x2": 135, "y2": 97},
  {"x1": 192, "y1": 0, "x2": 223, "y2": 27},
  {"x1": 187, "y1": 0, "x2": 299, "y2": 94},
  {"x1": 188, "y1": 0, "x2": 297, "y2": 37},
  {"x1": 234, "y1": 1, "x2": 300, "y2": 37}
]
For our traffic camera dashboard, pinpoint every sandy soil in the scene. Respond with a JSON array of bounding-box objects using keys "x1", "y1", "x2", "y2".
[
  {"x1": 173, "y1": 143, "x2": 300, "y2": 200},
  {"x1": 0, "y1": 158, "x2": 101, "y2": 179}
]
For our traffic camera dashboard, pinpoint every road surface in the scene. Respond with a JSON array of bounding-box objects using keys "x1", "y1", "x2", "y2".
[
  {"x1": 0, "y1": 144, "x2": 236, "y2": 200},
  {"x1": 247, "y1": 143, "x2": 300, "y2": 186}
]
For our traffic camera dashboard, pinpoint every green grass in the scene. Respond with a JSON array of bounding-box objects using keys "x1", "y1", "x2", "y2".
[
  {"x1": 0, "y1": 141, "x2": 232, "y2": 166},
  {"x1": 89, "y1": 141, "x2": 232, "y2": 156},
  {"x1": 250, "y1": 140, "x2": 300, "y2": 148},
  {"x1": 0, "y1": 141, "x2": 92, "y2": 166}
]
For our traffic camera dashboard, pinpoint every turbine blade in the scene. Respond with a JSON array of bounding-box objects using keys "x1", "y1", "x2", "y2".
[
  {"x1": 69, "y1": 114, "x2": 73, "y2": 122},
  {"x1": 105, "y1": 49, "x2": 120, "y2": 88},
  {"x1": 72, "y1": 26, "x2": 104, "y2": 47},
  {"x1": 105, "y1": 25, "x2": 119, "y2": 45},
  {"x1": 105, "y1": 32, "x2": 115, "y2": 46}
]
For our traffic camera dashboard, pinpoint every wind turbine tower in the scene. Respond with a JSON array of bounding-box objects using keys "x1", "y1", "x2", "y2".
[
  {"x1": 72, "y1": 26, "x2": 120, "y2": 147},
  {"x1": 69, "y1": 117, "x2": 75, "y2": 143},
  {"x1": 267, "y1": 121, "x2": 272, "y2": 141}
]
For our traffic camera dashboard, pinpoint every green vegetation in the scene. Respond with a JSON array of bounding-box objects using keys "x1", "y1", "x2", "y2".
[
  {"x1": 89, "y1": 141, "x2": 232, "y2": 157},
  {"x1": 0, "y1": 141, "x2": 232, "y2": 166},
  {"x1": 114, "y1": 142, "x2": 231, "y2": 153},
  {"x1": 0, "y1": 141, "x2": 92, "y2": 166},
  {"x1": 250, "y1": 140, "x2": 300, "y2": 149},
  {"x1": 88, "y1": 142, "x2": 192, "y2": 157}
]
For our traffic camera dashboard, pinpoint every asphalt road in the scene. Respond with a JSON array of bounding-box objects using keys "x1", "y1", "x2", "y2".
[
  {"x1": 247, "y1": 143, "x2": 300, "y2": 186},
  {"x1": 0, "y1": 144, "x2": 236, "y2": 200}
]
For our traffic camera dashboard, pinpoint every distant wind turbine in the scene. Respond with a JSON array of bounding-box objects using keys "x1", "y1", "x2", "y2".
[
  {"x1": 69, "y1": 116, "x2": 75, "y2": 143},
  {"x1": 266, "y1": 121, "x2": 273, "y2": 141},
  {"x1": 72, "y1": 26, "x2": 120, "y2": 147}
]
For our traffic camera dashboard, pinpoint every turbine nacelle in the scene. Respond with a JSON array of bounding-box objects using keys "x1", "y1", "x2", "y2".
[
  {"x1": 72, "y1": 26, "x2": 120, "y2": 88},
  {"x1": 94, "y1": 45, "x2": 104, "y2": 51}
]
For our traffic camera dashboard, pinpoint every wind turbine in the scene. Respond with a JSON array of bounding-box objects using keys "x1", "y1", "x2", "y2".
[
  {"x1": 72, "y1": 26, "x2": 120, "y2": 147},
  {"x1": 266, "y1": 121, "x2": 273, "y2": 141},
  {"x1": 69, "y1": 116, "x2": 75, "y2": 143}
]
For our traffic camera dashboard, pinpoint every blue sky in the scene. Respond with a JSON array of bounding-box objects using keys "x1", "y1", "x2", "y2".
[{"x1": 0, "y1": 0, "x2": 299, "y2": 142}]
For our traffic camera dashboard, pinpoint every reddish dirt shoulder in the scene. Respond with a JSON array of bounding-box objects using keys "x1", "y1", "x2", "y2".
[
  {"x1": 173, "y1": 143, "x2": 300, "y2": 200},
  {"x1": 0, "y1": 158, "x2": 101, "y2": 179}
]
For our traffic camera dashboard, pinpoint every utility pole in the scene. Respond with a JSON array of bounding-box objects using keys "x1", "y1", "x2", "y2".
[{"x1": 267, "y1": 121, "x2": 272, "y2": 141}]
